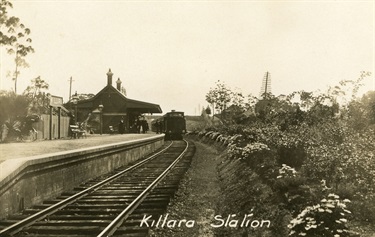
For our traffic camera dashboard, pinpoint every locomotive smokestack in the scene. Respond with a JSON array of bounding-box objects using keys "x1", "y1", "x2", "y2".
[
  {"x1": 107, "y1": 68, "x2": 113, "y2": 86},
  {"x1": 116, "y1": 78, "x2": 122, "y2": 91}
]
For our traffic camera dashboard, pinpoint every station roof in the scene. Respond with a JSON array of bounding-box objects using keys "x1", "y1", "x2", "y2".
[
  {"x1": 67, "y1": 85, "x2": 162, "y2": 114},
  {"x1": 126, "y1": 98, "x2": 162, "y2": 113},
  {"x1": 65, "y1": 69, "x2": 163, "y2": 114}
]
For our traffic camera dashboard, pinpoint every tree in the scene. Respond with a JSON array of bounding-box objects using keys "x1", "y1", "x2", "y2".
[
  {"x1": 23, "y1": 76, "x2": 49, "y2": 114},
  {"x1": 214, "y1": 81, "x2": 232, "y2": 113},
  {"x1": 206, "y1": 80, "x2": 232, "y2": 118},
  {"x1": 361, "y1": 91, "x2": 375, "y2": 124},
  {"x1": 205, "y1": 105, "x2": 211, "y2": 115},
  {"x1": 326, "y1": 71, "x2": 371, "y2": 107},
  {"x1": 244, "y1": 94, "x2": 258, "y2": 111},
  {"x1": 0, "y1": 90, "x2": 29, "y2": 125},
  {"x1": 0, "y1": 0, "x2": 34, "y2": 93},
  {"x1": 205, "y1": 88, "x2": 217, "y2": 119},
  {"x1": 345, "y1": 90, "x2": 375, "y2": 130},
  {"x1": 0, "y1": 0, "x2": 17, "y2": 46},
  {"x1": 231, "y1": 90, "x2": 245, "y2": 110},
  {"x1": 8, "y1": 36, "x2": 34, "y2": 94},
  {"x1": 73, "y1": 93, "x2": 95, "y2": 101},
  {"x1": 255, "y1": 93, "x2": 282, "y2": 121}
]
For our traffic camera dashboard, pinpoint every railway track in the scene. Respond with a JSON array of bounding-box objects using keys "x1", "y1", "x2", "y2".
[{"x1": 0, "y1": 140, "x2": 194, "y2": 237}]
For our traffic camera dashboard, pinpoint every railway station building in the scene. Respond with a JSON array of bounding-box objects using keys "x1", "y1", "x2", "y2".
[{"x1": 66, "y1": 69, "x2": 162, "y2": 134}]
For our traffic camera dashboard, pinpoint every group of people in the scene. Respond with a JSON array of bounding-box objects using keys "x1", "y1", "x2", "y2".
[
  {"x1": 133, "y1": 118, "x2": 149, "y2": 134},
  {"x1": 119, "y1": 117, "x2": 149, "y2": 134},
  {"x1": 154, "y1": 120, "x2": 163, "y2": 134}
]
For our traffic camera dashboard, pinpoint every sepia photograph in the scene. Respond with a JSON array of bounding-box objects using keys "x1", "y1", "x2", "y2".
[{"x1": 0, "y1": 0, "x2": 374, "y2": 236}]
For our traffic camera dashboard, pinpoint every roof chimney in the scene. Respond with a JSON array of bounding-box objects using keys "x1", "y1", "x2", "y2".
[
  {"x1": 107, "y1": 68, "x2": 113, "y2": 85},
  {"x1": 116, "y1": 78, "x2": 122, "y2": 91}
]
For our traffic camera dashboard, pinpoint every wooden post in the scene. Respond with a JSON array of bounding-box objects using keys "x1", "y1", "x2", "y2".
[
  {"x1": 100, "y1": 112, "x2": 103, "y2": 135},
  {"x1": 58, "y1": 107, "x2": 61, "y2": 139},
  {"x1": 49, "y1": 106, "x2": 53, "y2": 140}
]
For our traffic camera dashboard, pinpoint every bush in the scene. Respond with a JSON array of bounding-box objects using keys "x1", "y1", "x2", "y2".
[{"x1": 288, "y1": 193, "x2": 352, "y2": 237}]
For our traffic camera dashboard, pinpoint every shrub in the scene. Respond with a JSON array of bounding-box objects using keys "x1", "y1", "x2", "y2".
[{"x1": 288, "y1": 193, "x2": 351, "y2": 237}]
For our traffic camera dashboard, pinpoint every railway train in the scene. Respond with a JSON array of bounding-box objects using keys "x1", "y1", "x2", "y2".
[{"x1": 151, "y1": 110, "x2": 186, "y2": 140}]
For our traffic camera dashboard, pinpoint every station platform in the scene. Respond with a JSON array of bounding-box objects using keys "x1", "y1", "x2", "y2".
[
  {"x1": 0, "y1": 133, "x2": 165, "y2": 218},
  {"x1": 0, "y1": 133, "x2": 157, "y2": 162}
]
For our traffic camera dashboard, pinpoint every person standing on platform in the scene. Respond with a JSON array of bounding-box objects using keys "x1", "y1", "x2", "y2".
[
  {"x1": 136, "y1": 119, "x2": 142, "y2": 133},
  {"x1": 155, "y1": 120, "x2": 159, "y2": 134},
  {"x1": 144, "y1": 120, "x2": 149, "y2": 133},
  {"x1": 118, "y1": 119, "x2": 125, "y2": 134},
  {"x1": 141, "y1": 120, "x2": 147, "y2": 134},
  {"x1": 156, "y1": 120, "x2": 161, "y2": 134}
]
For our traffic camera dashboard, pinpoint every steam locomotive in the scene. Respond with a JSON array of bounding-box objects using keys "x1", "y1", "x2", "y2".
[{"x1": 152, "y1": 110, "x2": 186, "y2": 140}]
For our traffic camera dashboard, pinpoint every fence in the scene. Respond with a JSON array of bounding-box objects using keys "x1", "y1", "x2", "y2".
[{"x1": 33, "y1": 114, "x2": 70, "y2": 140}]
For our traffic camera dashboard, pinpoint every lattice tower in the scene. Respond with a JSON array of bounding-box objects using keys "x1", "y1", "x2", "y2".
[{"x1": 259, "y1": 71, "x2": 272, "y2": 99}]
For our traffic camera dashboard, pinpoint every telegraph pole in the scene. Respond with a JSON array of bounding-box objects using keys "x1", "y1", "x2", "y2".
[
  {"x1": 68, "y1": 76, "x2": 74, "y2": 100},
  {"x1": 264, "y1": 72, "x2": 269, "y2": 95}
]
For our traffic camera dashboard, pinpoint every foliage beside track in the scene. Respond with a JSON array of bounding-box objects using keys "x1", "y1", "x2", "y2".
[
  {"x1": 189, "y1": 124, "x2": 375, "y2": 236},
  {"x1": 186, "y1": 73, "x2": 375, "y2": 237}
]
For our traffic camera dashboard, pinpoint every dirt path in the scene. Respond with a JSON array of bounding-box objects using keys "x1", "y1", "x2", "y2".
[{"x1": 151, "y1": 140, "x2": 222, "y2": 237}]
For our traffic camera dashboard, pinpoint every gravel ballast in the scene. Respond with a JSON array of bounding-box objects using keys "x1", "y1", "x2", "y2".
[{"x1": 151, "y1": 140, "x2": 222, "y2": 237}]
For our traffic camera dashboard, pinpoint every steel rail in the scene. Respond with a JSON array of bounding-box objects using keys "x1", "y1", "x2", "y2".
[
  {"x1": 0, "y1": 142, "x2": 174, "y2": 236},
  {"x1": 97, "y1": 140, "x2": 189, "y2": 237}
]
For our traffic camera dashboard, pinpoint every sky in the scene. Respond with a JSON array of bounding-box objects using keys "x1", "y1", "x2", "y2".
[{"x1": 0, "y1": 0, "x2": 374, "y2": 115}]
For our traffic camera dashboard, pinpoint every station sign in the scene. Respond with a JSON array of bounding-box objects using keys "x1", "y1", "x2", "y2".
[{"x1": 50, "y1": 95, "x2": 63, "y2": 107}]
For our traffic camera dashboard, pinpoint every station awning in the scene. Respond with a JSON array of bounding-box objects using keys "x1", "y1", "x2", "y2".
[{"x1": 126, "y1": 98, "x2": 162, "y2": 114}]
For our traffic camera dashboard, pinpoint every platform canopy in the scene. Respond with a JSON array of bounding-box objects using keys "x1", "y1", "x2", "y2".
[{"x1": 126, "y1": 98, "x2": 162, "y2": 114}]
